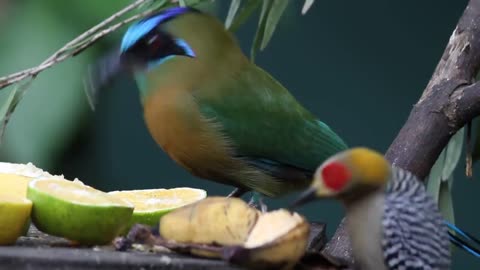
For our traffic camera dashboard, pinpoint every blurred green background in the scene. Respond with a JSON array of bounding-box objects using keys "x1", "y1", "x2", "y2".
[{"x1": 0, "y1": 0, "x2": 477, "y2": 268}]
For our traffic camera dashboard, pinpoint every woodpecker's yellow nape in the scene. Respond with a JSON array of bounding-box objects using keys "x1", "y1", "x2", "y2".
[{"x1": 346, "y1": 147, "x2": 390, "y2": 186}]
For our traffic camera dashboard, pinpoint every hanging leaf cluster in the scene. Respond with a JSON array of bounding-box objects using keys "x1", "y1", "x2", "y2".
[
  {"x1": 426, "y1": 128, "x2": 464, "y2": 224},
  {"x1": 223, "y1": 0, "x2": 315, "y2": 61}
]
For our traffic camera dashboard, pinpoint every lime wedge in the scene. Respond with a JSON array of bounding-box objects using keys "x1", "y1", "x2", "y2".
[
  {"x1": 0, "y1": 162, "x2": 55, "y2": 197},
  {"x1": 109, "y1": 187, "x2": 206, "y2": 232},
  {"x1": 0, "y1": 195, "x2": 32, "y2": 245},
  {"x1": 27, "y1": 178, "x2": 133, "y2": 245},
  {"x1": 0, "y1": 162, "x2": 58, "y2": 235}
]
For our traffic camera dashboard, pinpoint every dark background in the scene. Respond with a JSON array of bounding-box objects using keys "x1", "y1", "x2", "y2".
[{"x1": 0, "y1": 0, "x2": 476, "y2": 268}]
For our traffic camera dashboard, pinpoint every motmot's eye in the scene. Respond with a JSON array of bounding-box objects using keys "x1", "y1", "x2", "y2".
[
  {"x1": 129, "y1": 29, "x2": 174, "y2": 61},
  {"x1": 144, "y1": 31, "x2": 172, "y2": 57},
  {"x1": 147, "y1": 34, "x2": 161, "y2": 50},
  {"x1": 122, "y1": 28, "x2": 194, "y2": 69}
]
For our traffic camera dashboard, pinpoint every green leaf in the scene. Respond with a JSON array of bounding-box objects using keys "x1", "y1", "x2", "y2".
[
  {"x1": 426, "y1": 128, "x2": 463, "y2": 201},
  {"x1": 426, "y1": 149, "x2": 445, "y2": 203},
  {"x1": 0, "y1": 88, "x2": 19, "y2": 125},
  {"x1": 250, "y1": 0, "x2": 272, "y2": 61},
  {"x1": 0, "y1": 80, "x2": 34, "y2": 143},
  {"x1": 228, "y1": 0, "x2": 261, "y2": 32},
  {"x1": 302, "y1": 0, "x2": 315, "y2": 14},
  {"x1": 179, "y1": 0, "x2": 187, "y2": 7},
  {"x1": 225, "y1": 0, "x2": 242, "y2": 29},
  {"x1": 149, "y1": 0, "x2": 169, "y2": 10},
  {"x1": 438, "y1": 176, "x2": 455, "y2": 223},
  {"x1": 260, "y1": 0, "x2": 289, "y2": 50},
  {"x1": 426, "y1": 128, "x2": 463, "y2": 228},
  {"x1": 138, "y1": 0, "x2": 167, "y2": 10},
  {"x1": 441, "y1": 128, "x2": 464, "y2": 182}
]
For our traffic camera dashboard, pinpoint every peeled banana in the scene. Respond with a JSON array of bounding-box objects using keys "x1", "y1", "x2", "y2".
[{"x1": 159, "y1": 197, "x2": 310, "y2": 269}]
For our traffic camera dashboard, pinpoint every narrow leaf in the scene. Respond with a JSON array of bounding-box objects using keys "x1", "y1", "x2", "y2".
[
  {"x1": 302, "y1": 0, "x2": 314, "y2": 15},
  {"x1": 260, "y1": 0, "x2": 289, "y2": 50},
  {"x1": 426, "y1": 149, "x2": 445, "y2": 203},
  {"x1": 138, "y1": 0, "x2": 166, "y2": 10},
  {"x1": 0, "y1": 80, "x2": 31, "y2": 143},
  {"x1": 228, "y1": 0, "x2": 261, "y2": 32},
  {"x1": 426, "y1": 128, "x2": 463, "y2": 201},
  {"x1": 0, "y1": 88, "x2": 19, "y2": 124},
  {"x1": 441, "y1": 128, "x2": 464, "y2": 181},
  {"x1": 438, "y1": 177, "x2": 455, "y2": 224},
  {"x1": 225, "y1": 0, "x2": 242, "y2": 29},
  {"x1": 250, "y1": 0, "x2": 272, "y2": 61},
  {"x1": 137, "y1": 0, "x2": 174, "y2": 13}
]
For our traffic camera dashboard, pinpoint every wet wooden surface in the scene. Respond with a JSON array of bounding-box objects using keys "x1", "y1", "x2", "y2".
[{"x1": 0, "y1": 223, "x2": 333, "y2": 270}]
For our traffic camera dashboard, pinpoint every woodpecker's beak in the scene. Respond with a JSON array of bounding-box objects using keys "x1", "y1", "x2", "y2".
[{"x1": 288, "y1": 187, "x2": 317, "y2": 210}]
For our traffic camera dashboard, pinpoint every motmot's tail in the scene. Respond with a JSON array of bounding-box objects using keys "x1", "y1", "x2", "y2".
[{"x1": 446, "y1": 221, "x2": 480, "y2": 257}]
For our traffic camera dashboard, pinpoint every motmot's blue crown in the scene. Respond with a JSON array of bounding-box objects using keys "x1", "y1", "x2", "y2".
[
  {"x1": 121, "y1": 7, "x2": 195, "y2": 52},
  {"x1": 119, "y1": 7, "x2": 197, "y2": 71}
]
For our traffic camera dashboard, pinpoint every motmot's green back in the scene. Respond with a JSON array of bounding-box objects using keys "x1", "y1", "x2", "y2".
[{"x1": 197, "y1": 63, "x2": 346, "y2": 171}]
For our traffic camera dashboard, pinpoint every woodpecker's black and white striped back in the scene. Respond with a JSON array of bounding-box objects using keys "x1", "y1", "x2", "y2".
[{"x1": 382, "y1": 167, "x2": 451, "y2": 269}]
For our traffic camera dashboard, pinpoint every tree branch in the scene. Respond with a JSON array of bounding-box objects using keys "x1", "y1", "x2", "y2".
[
  {"x1": 0, "y1": 0, "x2": 155, "y2": 89},
  {"x1": 326, "y1": 0, "x2": 480, "y2": 265},
  {"x1": 0, "y1": 0, "x2": 182, "y2": 142},
  {"x1": 386, "y1": 0, "x2": 480, "y2": 178}
]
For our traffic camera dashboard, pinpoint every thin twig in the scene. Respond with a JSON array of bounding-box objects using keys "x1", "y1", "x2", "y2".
[
  {"x1": 0, "y1": 0, "x2": 153, "y2": 89},
  {"x1": 72, "y1": 10, "x2": 160, "y2": 57}
]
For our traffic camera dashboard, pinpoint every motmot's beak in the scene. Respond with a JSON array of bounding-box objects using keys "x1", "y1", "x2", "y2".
[
  {"x1": 84, "y1": 50, "x2": 125, "y2": 110},
  {"x1": 288, "y1": 187, "x2": 317, "y2": 210}
]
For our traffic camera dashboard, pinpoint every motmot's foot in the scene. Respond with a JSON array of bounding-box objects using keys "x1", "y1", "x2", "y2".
[
  {"x1": 248, "y1": 192, "x2": 268, "y2": 213},
  {"x1": 227, "y1": 187, "x2": 248, "y2": 198},
  {"x1": 227, "y1": 189, "x2": 267, "y2": 213}
]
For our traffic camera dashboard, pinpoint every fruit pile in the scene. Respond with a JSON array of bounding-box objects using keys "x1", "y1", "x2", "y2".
[
  {"x1": 0, "y1": 162, "x2": 206, "y2": 245},
  {"x1": 0, "y1": 162, "x2": 310, "y2": 269}
]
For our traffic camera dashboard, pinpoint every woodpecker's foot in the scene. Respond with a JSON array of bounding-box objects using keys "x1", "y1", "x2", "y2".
[
  {"x1": 248, "y1": 192, "x2": 268, "y2": 213},
  {"x1": 227, "y1": 188, "x2": 248, "y2": 198}
]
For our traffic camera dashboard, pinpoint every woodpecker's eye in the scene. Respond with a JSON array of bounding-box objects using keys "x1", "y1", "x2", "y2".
[{"x1": 321, "y1": 162, "x2": 351, "y2": 192}]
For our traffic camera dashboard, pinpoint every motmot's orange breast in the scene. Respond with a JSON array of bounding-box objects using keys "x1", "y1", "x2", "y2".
[
  {"x1": 142, "y1": 87, "x2": 304, "y2": 196},
  {"x1": 143, "y1": 87, "x2": 234, "y2": 178}
]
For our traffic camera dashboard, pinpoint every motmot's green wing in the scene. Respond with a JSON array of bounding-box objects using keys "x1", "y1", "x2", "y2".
[{"x1": 197, "y1": 63, "x2": 348, "y2": 175}]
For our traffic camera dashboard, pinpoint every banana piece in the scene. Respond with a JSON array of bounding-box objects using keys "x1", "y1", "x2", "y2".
[
  {"x1": 159, "y1": 197, "x2": 310, "y2": 269},
  {"x1": 160, "y1": 197, "x2": 259, "y2": 245}
]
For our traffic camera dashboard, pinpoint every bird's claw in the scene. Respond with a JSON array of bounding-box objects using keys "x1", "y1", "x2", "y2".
[
  {"x1": 248, "y1": 193, "x2": 268, "y2": 213},
  {"x1": 227, "y1": 188, "x2": 248, "y2": 198}
]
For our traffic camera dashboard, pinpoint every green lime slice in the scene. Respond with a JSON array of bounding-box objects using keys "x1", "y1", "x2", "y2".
[
  {"x1": 109, "y1": 187, "x2": 206, "y2": 233},
  {"x1": 27, "y1": 178, "x2": 133, "y2": 245}
]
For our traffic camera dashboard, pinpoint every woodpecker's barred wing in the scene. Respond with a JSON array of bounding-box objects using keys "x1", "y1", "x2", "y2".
[{"x1": 382, "y1": 168, "x2": 451, "y2": 269}]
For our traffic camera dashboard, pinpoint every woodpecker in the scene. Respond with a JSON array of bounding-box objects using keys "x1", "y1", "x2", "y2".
[{"x1": 291, "y1": 147, "x2": 451, "y2": 270}]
